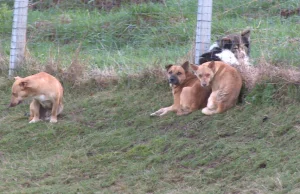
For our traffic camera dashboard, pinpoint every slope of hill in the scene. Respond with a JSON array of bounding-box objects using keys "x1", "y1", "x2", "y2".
[
  {"x1": 0, "y1": 0, "x2": 300, "y2": 193},
  {"x1": 1, "y1": 77, "x2": 300, "y2": 193}
]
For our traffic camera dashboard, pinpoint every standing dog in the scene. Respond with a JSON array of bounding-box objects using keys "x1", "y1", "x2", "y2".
[
  {"x1": 191, "y1": 61, "x2": 242, "y2": 115},
  {"x1": 151, "y1": 61, "x2": 211, "y2": 116},
  {"x1": 9, "y1": 72, "x2": 64, "y2": 123}
]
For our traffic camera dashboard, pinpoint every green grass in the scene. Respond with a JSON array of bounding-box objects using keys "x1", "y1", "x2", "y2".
[
  {"x1": 2, "y1": 0, "x2": 300, "y2": 69},
  {"x1": 1, "y1": 0, "x2": 300, "y2": 193},
  {"x1": 22, "y1": 1, "x2": 196, "y2": 68},
  {"x1": 1, "y1": 78, "x2": 300, "y2": 193}
]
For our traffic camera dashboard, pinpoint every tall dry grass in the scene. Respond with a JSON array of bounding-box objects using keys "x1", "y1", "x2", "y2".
[
  {"x1": 235, "y1": 58, "x2": 300, "y2": 90},
  {"x1": 3, "y1": 53, "x2": 300, "y2": 93},
  {"x1": 1, "y1": 40, "x2": 300, "y2": 95}
]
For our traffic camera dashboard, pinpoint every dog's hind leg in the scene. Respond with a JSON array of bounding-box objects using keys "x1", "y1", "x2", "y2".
[
  {"x1": 46, "y1": 103, "x2": 63, "y2": 121},
  {"x1": 50, "y1": 98, "x2": 61, "y2": 123},
  {"x1": 29, "y1": 99, "x2": 41, "y2": 123},
  {"x1": 44, "y1": 102, "x2": 63, "y2": 121},
  {"x1": 177, "y1": 105, "x2": 192, "y2": 116},
  {"x1": 203, "y1": 101, "x2": 227, "y2": 115},
  {"x1": 57, "y1": 103, "x2": 64, "y2": 115},
  {"x1": 177, "y1": 87, "x2": 194, "y2": 116},
  {"x1": 202, "y1": 92, "x2": 218, "y2": 115},
  {"x1": 215, "y1": 102, "x2": 226, "y2": 114}
]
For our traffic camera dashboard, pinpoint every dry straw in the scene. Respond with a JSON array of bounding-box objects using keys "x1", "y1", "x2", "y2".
[
  {"x1": 1, "y1": 44, "x2": 300, "y2": 93},
  {"x1": 235, "y1": 58, "x2": 300, "y2": 90}
]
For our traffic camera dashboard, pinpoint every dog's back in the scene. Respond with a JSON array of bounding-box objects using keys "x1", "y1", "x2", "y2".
[{"x1": 210, "y1": 61, "x2": 243, "y2": 106}]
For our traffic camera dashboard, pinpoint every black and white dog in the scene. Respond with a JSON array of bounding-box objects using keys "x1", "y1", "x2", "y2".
[{"x1": 199, "y1": 29, "x2": 251, "y2": 66}]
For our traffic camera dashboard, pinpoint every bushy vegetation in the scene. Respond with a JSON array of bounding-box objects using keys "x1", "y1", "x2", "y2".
[
  {"x1": 0, "y1": 0, "x2": 300, "y2": 193},
  {"x1": 0, "y1": 4, "x2": 12, "y2": 35}
]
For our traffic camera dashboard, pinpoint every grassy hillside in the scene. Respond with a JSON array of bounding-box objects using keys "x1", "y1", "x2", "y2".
[
  {"x1": 1, "y1": 77, "x2": 300, "y2": 193},
  {"x1": 1, "y1": 0, "x2": 300, "y2": 193}
]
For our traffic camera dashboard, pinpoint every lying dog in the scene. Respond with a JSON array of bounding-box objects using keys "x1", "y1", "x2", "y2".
[
  {"x1": 9, "y1": 72, "x2": 64, "y2": 123},
  {"x1": 191, "y1": 61, "x2": 242, "y2": 115},
  {"x1": 199, "y1": 29, "x2": 251, "y2": 66},
  {"x1": 151, "y1": 61, "x2": 211, "y2": 116},
  {"x1": 199, "y1": 46, "x2": 239, "y2": 66}
]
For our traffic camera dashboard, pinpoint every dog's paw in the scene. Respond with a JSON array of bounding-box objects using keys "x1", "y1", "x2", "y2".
[
  {"x1": 150, "y1": 112, "x2": 160, "y2": 117},
  {"x1": 50, "y1": 119, "x2": 58, "y2": 123},
  {"x1": 202, "y1": 107, "x2": 214, "y2": 115},
  {"x1": 150, "y1": 107, "x2": 172, "y2": 117},
  {"x1": 150, "y1": 109, "x2": 164, "y2": 117},
  {"x1": 29, "y1": 119, "x2": 40, "y2": 123},
  {"x1": 151, "y1": 110, "x2": 167, "y2": 117}
]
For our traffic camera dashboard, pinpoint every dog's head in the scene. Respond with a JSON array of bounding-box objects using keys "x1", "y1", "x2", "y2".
[
  {"x1": 217, "y1": 29, "x2": 251, "y2": 56},
  {"x1": 165, "y1": 61, "x2": 190, "y2": 86},
  {"x1": 9, "y1": 76, "x2": 31, "y2": 107},
  {"x1": 191, "y1": 61, "x2": 215, "y2": 87}
]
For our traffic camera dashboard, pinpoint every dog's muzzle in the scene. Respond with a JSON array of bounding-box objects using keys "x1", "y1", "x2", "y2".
[
  {"x1": 201, "y1": 81, "x2": 209, "y2": 87},
  {"x1": 168, "y1": 75, "x2": 179, "y2": 85},
  {"x1": 8, "y1": 100, "x2": 22, "y2": 108}
]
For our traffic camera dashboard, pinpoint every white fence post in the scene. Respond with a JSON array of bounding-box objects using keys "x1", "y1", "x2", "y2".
[
  {"x1": 194, "y1": 0, "x2": 212, "y2": 65},
  {"x1": 9, "y1": 0, "x2": 29, "y2": 77}
]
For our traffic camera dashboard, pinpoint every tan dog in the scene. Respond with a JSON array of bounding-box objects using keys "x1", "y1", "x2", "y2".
[
  {"x1": 191, "y1": 61, "x2": 242, "y2": 115},
  {"x1": 151, "y1": 61, "x2": 211, "y2": 116},
  {"x1": 9, "y1": 72, "x2": 64, "y2": 123}
]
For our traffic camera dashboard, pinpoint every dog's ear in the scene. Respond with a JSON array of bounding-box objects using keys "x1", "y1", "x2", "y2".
[
  {"x1": 241, "y1": 29, "x2": 251, "y2": 39},
  {"x1": 190, "y1": 64, "x2": 199, "y2": 71},
  {"x1": 181, "y1": 61, "x2": 189, "y2": 72},
  {"x1": 165, "y1": 64, "x2": 173, "y2": 71},
  {"x1": 19, "y1": 80, "x2": 30, "y2": 90},
  {"x1": 14, "y1": 76, "x2": 22, "y2": 80},
  {"x1": 208, "y1": 61, "x2": 215, "y2": 69}
]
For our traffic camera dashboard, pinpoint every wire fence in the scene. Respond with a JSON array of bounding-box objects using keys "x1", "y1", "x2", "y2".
[
  {"x1": 1, "y1": 0, "x2": 300, "y2": 75},
  {"x1": 194, "y1": 0, "x2": 212, "y2": 64},
  {"x1": 9, "y1": 0, "x2": 28, "y2": 76}
]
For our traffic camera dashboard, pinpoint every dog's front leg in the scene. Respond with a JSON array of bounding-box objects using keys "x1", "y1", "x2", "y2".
[
  {"x1": 150, "y1": 106, "x2": 174, "y2": 117},
  {"x1": 202, "y1": 92, "x2": 218, "y2": 115},
  {"x1": 50, "y1": 99, "x2": 60, "y2": 123},
  {"x1": 29, "y1": 99, "x2": 41, "y2": 123}
]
